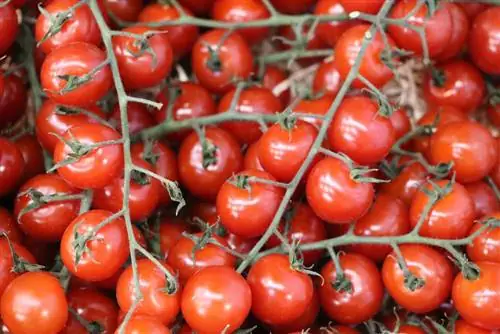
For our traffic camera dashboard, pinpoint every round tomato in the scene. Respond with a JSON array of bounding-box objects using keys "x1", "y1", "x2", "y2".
[
  {"x1": 491, "y1": 139, "x2": 500, "y2": 187},
  {"x1": 269, "y1": 0, "x2": 315, "y2": 14},
  {"x1": 465, "y1": 182, "x2": 499, "y2": 219},
  {"x1": 487, "y1": 103, "x2": 500, "y2": 128},
  {"x1": 294, "y1": 94, "x2": 334, "y2": 128},
  {"x1": 41, "y1": 42, "x2": 113, "y2": 107},
  {"x1": 1, "y1": 272, "x2": 68, "y2": 334},
  {"x1": 178, "y1": 0, "x2": 213, "y2": 15},
  {"x1": 382, "y1": 244, "x2": 453, "y2": 314},
  {"x1": 14, "y1": 134, "x2": 45, "y2": 181},
  {"x1": 217, "y1": 169, "x2": 284, "y2": 238},
  {"x1": 0, "y1": 137, "x2": 25, "y2": 196},
  {"x1": 339, "y1": 0, "x2": 383, "y2": 14},
  {"x1": 261, "y1": 65, "x2": 290, "y2": 107},
  {"x1": 0, "y1": 74, "x2": 27, "y2": 130},
  {"x1": 243, "y1": 139, "x2": 264, "y2": 171},
  {"x1": 181, "y1": 266, "x2": 251, "y2": 333},
  {"x1": 454, "y1": 319, "x2": 494, "y2": 334},
  {"x1": 458, "y1": 2, "x2": 490, "y2": 19},
  {"x1": 271, "y1": 290, "x2": 319, "y2": 333},
  {"x1": 0, "y1": 207, "x2": 23, "y2": 243},
  {"x1": 53, "y1": 123, "x2": 124, "y2": 189},
  {"x1": 117, "y1": 315, "x2": 170, "y2": 334},
  {"x1": 314, "y1": 0, "x2": 356, "y2": 47},
  {"x1": 312, "y1": 59, "x2": 343, "y2": 97},
  {"x1": 466, "y1": 212, "x2": 500, "y2": 263},
  {"x1": 0, "y1": 239, "x2": 36, "y2": 296},
  {"x1": 60, "y1": 210, "x2": 129, "y2": 281},
  {"x1": 389, "y1": 107, "x2": 412, "y2": 141},
  {"x1": 105, "y1": 0, "x2": 143, "y2": 22},
  {"x1": 158, "y1": 217, "x2": 190, "y2": 259},
  {"x1": 435, "y1": 3, "x2": 469, "y2": 61},
  {"x1": 109, "y1": 102, "x2": 155, "y2": 135},
  {"x1": 0, "y1": 4, "x2": 18, "y2": 56},
  {"x1": 247, "y1": 253, "x2": 314, "y2": 325},
  {"x1": 469, "y1": 7, "x2": 500, "y2": 75},
  {"x1": 380, "y1": 161, "x2": 429, "y2": 206}
]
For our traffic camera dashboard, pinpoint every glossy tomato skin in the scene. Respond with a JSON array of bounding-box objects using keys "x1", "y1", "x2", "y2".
[
  {"x1": 339, "y1": 0, "x2": 383, "y2": 14},
  {"x1": 347, "y1": 194, "x2": 410, "y2": 262},
  {"x1": 491, "y1": 139, "x2": 500, "y2": 188},
  {"x1": 454, "y1": 320, "x2": 494, "y2": 334},
  {"x1": 0, "y1": 240, "x2": 36, "y2": 296},
  {"x1": 181, "y1": 266, "x2": 251, "y2": 333},
  {"x1": 35, "y1": 0, "x2": 100, "y2": 54},
  {"x1": 35, "y1": 100, "x2": 108, "y2": 152},
  {"x1": 247, "y1": 254, "x2": 314, "y2": 325},
  {"x1": 117, "y1": 259, "x2": 180, "y2": 325},
  {"x1": 314, "y1": 0, "x2": 356, "y2": 47},
  {"x1": 53, "y1": 123, "x2": 124, "y2": 189},
  {"x1": 410, "y1": 179, "x2": 475, "y2": 239},
  {"x1": 14, "y1": 135, "x2": 45, "y2": 182},
  {"x1": 270, "y1": 0, "x2": 315, "y2": 14},
  {"x1": 423, "y1": 60, "x2": 485, "y2": 114},
  {"x1": 217, "y1": 87, "x2": 282, "y2": 144},
  {"x1": 271, "y1": 290, "x2": 319, "y2": 334},
  {"x1": 258, "y1": 120, "x2": 318, "y2": 183},
  {"x1": 0, "y1": 207, "x2": 23, "y2": 243},
  {"x1": 469, "y1": 7, "x2": 500, "y2": 75},
  {"x1": 261, "y1": 65, "x2": 290, "y2": 107},
  {"x1": 466, "y1": 212, "x2": 500, "y2": 263},
  {"x1": 0, "y1": 74, "x2": 28, "y2": 130},
  {"x1": 113, "y1": 26, "x2": 173, "y2": 90},
  {"x1": 389, "y1": 107, "x2": 412, "y2": 141},
  {"x1": 0, "y1": 272, "x2": 68, "y2": 334},
  {"x1": 178, "y1": 127, "x2": 243, "y2": 201},
  {"x1": 192, "y1": 30, "x2": 253, "y2": 94},
  {"x1": 319, "y1": 253, "x2": 384, "y2": 325},
  {"x1": 312, "y1": 59, "x2": 343, "y2": 97},
  {"x1": 117, "y1": 316, "x2": 170, "y2": 334},
  {"x1": 41, "y1": 42, "x2": 113, "y2": 107},
  {"x1": 217, "y1": 169, "x2": 284, "y2": 238},
  {"x1": 158, "y1": 217, "x2": 190, "y2": 259},
  {"x1": 166, "y1": 233, "x2": 236, "y2": 283},
  {"x1": 465, "y1": 182, "x2": 499, "y2": 219},
  {"x1": 435, "y1": 3, "x2": 469, "y2": 61},
  {"x1": 60, "y1": 210, "x2": 129, "y2": 281},
  {"x1": 382, "y1": 244, "x2": 453, "y2": 314},
  {"x1": 306, "y1": 157, "x2": 374, "y2": 224},
  {"x1": 294, "y1": 95, "x2": 334, "y2": 128},
  {"x1": 0, "y1": 4, "x2": 18, "y2": 56},
  {"x1": 109, "y1": 102, "x2": 155, "y2": 135},
  {"x1": 243, "y1": 139, "x2": 264, "y2": 171},
  {"x1": 105, "y1": 0, "x2": 143, "y2": 22},
  {"x1": 212, "y1": 0, "x2": 270, "y2": 44},
  {"x1": 0, "y1": 137, "x2": 25, "y2": 196},
  {"x1": 453, "y1": 262, "x2": 500, "y2": 330},
  {"x1": 429, "y1": 121, "x2": 497, "y2": 184},
  {"x1": 335, "y1": 24, "x2": 396, "y2": 89},
  {"x1": 15, "y1": 174, "x2": 80, "y2": 242}
]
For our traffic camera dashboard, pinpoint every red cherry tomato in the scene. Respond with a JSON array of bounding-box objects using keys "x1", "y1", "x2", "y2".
[
  {"x1": 177, "y1": 0, "x2": 213, "y2": 16},
  {"x1": 158, "y1": 217, "x2": 191, "y2": 259},
  {"x1": 105, "y1": 0, "x2": 143, "y2": 22},
  {"x1": 339, "y1": 0, "x2": 383, "y2": 14},
  {"x1": 0, "y1": 207, "x2": 23, "y2": 243},
  {"x1": 491, "y1": 139, "x2": 500, "y2": 188},
  {"x1": 0, "y1": 137, "x2": 25, "y2": 196},
  {"x1": 14, "y1": 134, "x2": 45, "y2": 181},
  {"x1": 469, "y1": 7, "x2": 500, "y2": 75},
  {"x1": 465, "y1": 182, "x2": 499, "y2": 219},
  {"x1": 117, "y1": 316, "x2": 171, "y2": 334},
  {"x1": 0, "y1": 4, "x2": 18, "y2": 56},
  {"x1": 109, "y1": 102, "x2": 155, "y2": 135},
  {"x1": 380, "y1": 161, "x2": 429, "y2": 206},
  {"x1": 293, "y1": 94, "x2": 334, "y2": 128},
  {"x1": 466, "y1": 212, "x2": 500, "y2": 263},
  {"x1": 454, "y1": 319, "x2": 493, "y2": 334},
  {"x1": 458, "y1": 2, "x2": 490, "y2": 20},
  {"x1": 269, "y1": 0, "x2": 315, "y2": 14},
  {"x1": 261, "y1": 65, "x2": 290, "y2": 107},
  {"x1": 0, "y1": 239, "x2": 36, "y2": 296},
  {"x1": 312, "y1": 59, "x2": 343, "y2": 97},
  {"x1": 243, "y1": 139, "x2": 264, "y2": 171},
  {"x1": 314, "y1": 0, "x2": 356, "y2": 47},
  {"x1": 435, "y1": 3, "x2": 469, "y2": 61},
  {"x1": 487, "y1": 103, "x2": 500, "y2": 128},
  {"x1": 0, "y1": 74, "x2": 27, "y2": 130},
  {"x1": 389, "y1": 107, "x2": 411, "y2": 141}
]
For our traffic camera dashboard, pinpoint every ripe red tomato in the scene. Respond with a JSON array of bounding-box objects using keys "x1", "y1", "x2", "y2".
[
  {"x1": 0, "y1": 207, "x2": 23, "y2": 243},
  {"x1": 466, "y1": 212, "x2": 500, "y2": 263},
  {"x1": 319, "y1": 253, "x2": 384, "y2": 325},
  {"x1": 60, "y1": 210, "x2": 129, "y2": 281},
  {"x1": 258, "y1": 120, "x2": 318, "y2": 182},
  {"x1": 271, "y1": 290, "x2": 319, "y2": 333},
  {"x1": 491, "y1": 139, "x2": 500, "y2": 187},
  {"x1": 181, "y1": 266, "x2": 251, "y2": 333},
  {"x1": 0, "y1": 74, "x2": 28, "y2": 130},
  {"x1": 243, "y1": 139, "x2": 264, "y2": 171},
  {"x1": 328, "y1": 96, "x2": 395, "y2": 165},
  {"x1": 487, "y1": 103, "x2": 500, "y2": 128},
  {"x1": 294, "y1": 94, "x2": 334, "y2": 128},
  {"x1": 469, "y1": 7, "x2": 500, "y2": 75},
  {"x1": 109, "y1": 102, "x2": 155, "y2": 135},
  {"x1": 117, "y1": 316, "x2": 171, "y2": 334},
  {"x1": 0, "y1": 137, "x2": 25, "y2": 196},
  {"x1": 117, "y1": 259, "x2": 180, "y2": 325},
  {"x1": 217, "y1": 87, "x2": 282, "y2": 144},
  {"x1": 346, "y1": 194, "x2": 410, "y2": 262},
  {"x1": 312, "y1": 59, "x2": 343, "y2": 97},
  {"x1": 15, "y1": 174, "x2": 80, "y2": 242},
  {"x1": 138, "y1": 3, "x2": 198, "y2": 59},
  {"x1": 261, "y1": 65, "x2": 290, "y2": 107},
  {"x1": 454, "y1": 319, "x2": 494, "y2": 334},
  {"x1": 113, "y1": 26, "x2": 173, "y2": 90},
  {"x1": 339, "y1": 0, "x2": 383, "y2": 14},
  {"x1": 178, "y1": 0, "x2": 213, "y2": 16},
  {"x1": 217, "y1": 169, "x2": 284, "y2": 238},
  {"x1": 465, "y1": 182, "x2": 499, "y2": 219},
  {"x1": 380, "y1": 161, "x2": 429, "y2": 206},
  {"x1": 178, "y1": 127, "x2": 243, "y2": 201},
  {"x1": 314, "y1": 0, "x2": 356, "y2": 47},
  {"x1": 458, "y1": 2, "x2": 490, "y2": 19},
  {"x1": 382, "y1": 244, "x2": 453, "y2": 314},
  {"x1": 247, "y1": 253, "x2": 314, "y2": 325},
  {"x1": 335, "y1": 24, "x2": 396, "y2": 89},
  {"x1": 35, "y1": 0, "x2": 100, "y2": 54},
  {"x1": 225, "y1": 232, "x2": 258, "y2": 255},
  {"x1": 61, "y1": 288, "x2": 118, "y2": 334},
  {"x1": 306, "y1": 157, "x2": 374, "y2": 224},
  {"x1": 453, "y1": 261, "x2": 500, "y2": 330},
  {"x1": 0, "y1": 239, "x2": 36, "y2": 296},
  {"x1": 212, "y1": 0, "x2": 270, "y2": 44},
  {"x1": 189, "y1": 201, "x2": 218, "y2": 226},
  {"x1": 389, "y1": 107, "x2": 411, "y2": 141},
  {"x1": 388, "y1": 0, "x2": 452, "y2": 58},
  {"x1": 41, "y1": 42, "x2": 113, "y2": 107},
  {"x1": 14, "y1": 134, "x2": 45, "y2": 182},
  {"x1": 105, "y1": 0, "x2": 143, "y2": 22},
  {"x1": 435, "y1": 3, "x2": 469, "y2": 61},
  {"x1": 0, "y1": 272, "x2": 68, "y2": 334},
  {"x1": 0, "y1": 4, "x2": 18, "y2": 56},
  {"x1": 166, "y1": 233, "x2": 236, "y2": 283},
  {"x1": 266, "y1": 203, "x2": 327, "y2": 266},
  {"x1": 192, "y1": 30, "x2": 253, "y2": 94},
  {"x1": 410, "y1": 179, "x2": 474, "y2": 239},
  {"x1": 158, "y1": 217, "x2": 191, "y2": 259},
  {"x1": 423, "y1": 60, "x2": 485, "y2": 114},
  {"x1": 429, "y1": 121, "x2": 498, "y2": 183},
  {"x1": 53, "y1": 123, "x2": 124, "y2": 189},
  {"x1": 269, "y1": 0, "x2": 315, "y2": 14}
]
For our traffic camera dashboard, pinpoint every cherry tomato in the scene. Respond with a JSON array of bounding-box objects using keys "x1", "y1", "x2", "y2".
[
  {"x1": 53, "y1": 123, "x2": 124, "y2": 189},
  {"x1": 0, "y1": 207, "x2": 23, "y2": 243},
  {"x1": 429, "y1": 121, "x2": 497, "y2": 184},
  {"x1": 166, "y1": 233, "x2": 236, "y2": 283},
  {"x1": 105, "y1": 0, "x2": 143, "y2": 22},
  {"x1": 41, "y1": 42, "x2": 113, "y2": 107},
  {"x1": 0, "y1": 239, "x2": 36, "y2": 296},
  {"x1": 158, "y1": 217, "x2": 190, "y2": 259},
  {"x1": 435, "y1": 3, "x2": 469, "y2": 61},
  {"x1": 192, "y1": 29, "x2": 253, "y2": 94},
  {"x1": 453, "y1": 261, "x2": 500, "y2": 330},
  {"x1": 312, "y1": 59, "x2": 343, "y2": 97},
  {"x1": 454, "y1": 319, "x2": 494, "y2": 334},
  {"x1": 261, "y1": 65, "x2": 290, "y2": 107},
  {"x1": 389, "y1": 107, "x2": 412, "y2": 141},
  {"x1": 491, "y1": 139, "x2": 500, "y2": 188},
  {"x1": 247, "y1": 253, "x2": 314, "y2": 325},
  {"x1": 35, "y1": 0, "x2": 100, "y2": 54},
  {"x1": 60, "y1": 210, "x2": 129, "y2": 281},
  {"x1": 0, "y1": 74, "x2": 27, "y2": 130},
  {"x1": 328, "y1": 96, "x2": 395, "y2": 165},
  {"x1": 225, "y1": 233, "x2": 257, "y2": 255},
  {"x1": 346, "y1": 194, "x2": 410, "y2": 262},
  {"x1": 466, "y1": 212, "x2": 500, "y2": 263},
  {"x1": 469, "y1": 7, "x2": 500, "y2": 75},
  {"x1": 188, "y1": 201, "x2": 218, "y2": 226},
  {"x1": 458, "y1": 2, "x2": 490, "y2": 20},
  {"x1": 212, "y1": 0, "x2": 270, "y2": 44},
  {"x1": 118, "y1": 316, "x2": 170, "y2": 334},
  {"x1": 109, "y1": 102, "x2": 155, "y2": 135},
  {"x1": 181, "y1": 266, "x2": 251, "y2": 333},
  {"x1": 380, "y1": 161, "x2": 429, "y2": 206},
  {"x1": 487, "y1": 103, "x2": 500, "y2": 128},
  {"x1": 0, "y1": 272, "x2": 68, "y2": 334},
  {"x1": 271, "y1": 290, "x2": 319, "y2": 334},
  {"x1": 217, "y1": 87, "x2": 282, "y2": 144},
  {"x1": 335, "y1": 24, "x2": 396, "y2": 89},
  {"x1": 314, "y1": 0, "x2": 356, "y2": 47},
  {"x1": 138, "y1": 3, "x2": 198, "y2": 59},
  {"x1": 269, "y1": 0, "x2": 315, "y2": 14},
  {"x1": 178, "y1": 0, "x2": 213, "y2": 16},
  {"x1": 0, "y1": 4, "x2": 18, "y2": 56},
  {"x1": 339, "y1": 0, "x2": 383, "y2": 14},
  {"x1": 465, "y1": 182, "x2": 499, "y2": 219},
  {"x1": 0, "y1": 137, "x2": 25, "y2": 196},
  {"x1": 14, "y1": 134, "x2": 45, "y2": 181},
  {"x1": 217, "y1": 169, "x2": 284, "y2": 238},
  {"x1": 423, "y1": 60, "x2": 485, "y2": 114},
  {"x1": 155, "y1": 82, "x2": 217, "y2": 142},
  {"x1": 382, "y1": 244, "x2": 453, "y2": 314},
  {"x1": 266, "y1": 203, "x2": 327, "y2": 266},
  {"x1": 293, "y1": 94, "x2": 334, "y2": 128},
  {"x1": 178, "y1": 127, "x2": 243, "y2": 201},
  {"x1": 319, "y1": 253, "x2": 384, "y2": 325},
  {"x1": 243, "y1": 139, "x2": 264, "y2": 171}
]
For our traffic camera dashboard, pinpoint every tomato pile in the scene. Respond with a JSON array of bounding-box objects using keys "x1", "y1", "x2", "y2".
[{"x1": 0, "y1": 0, "x2": 498, "y2": 333}]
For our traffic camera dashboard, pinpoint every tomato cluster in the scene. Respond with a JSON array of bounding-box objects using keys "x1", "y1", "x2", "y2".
[{"x1": 0, "y1": 0, "x2": 498, "y2": 333}]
